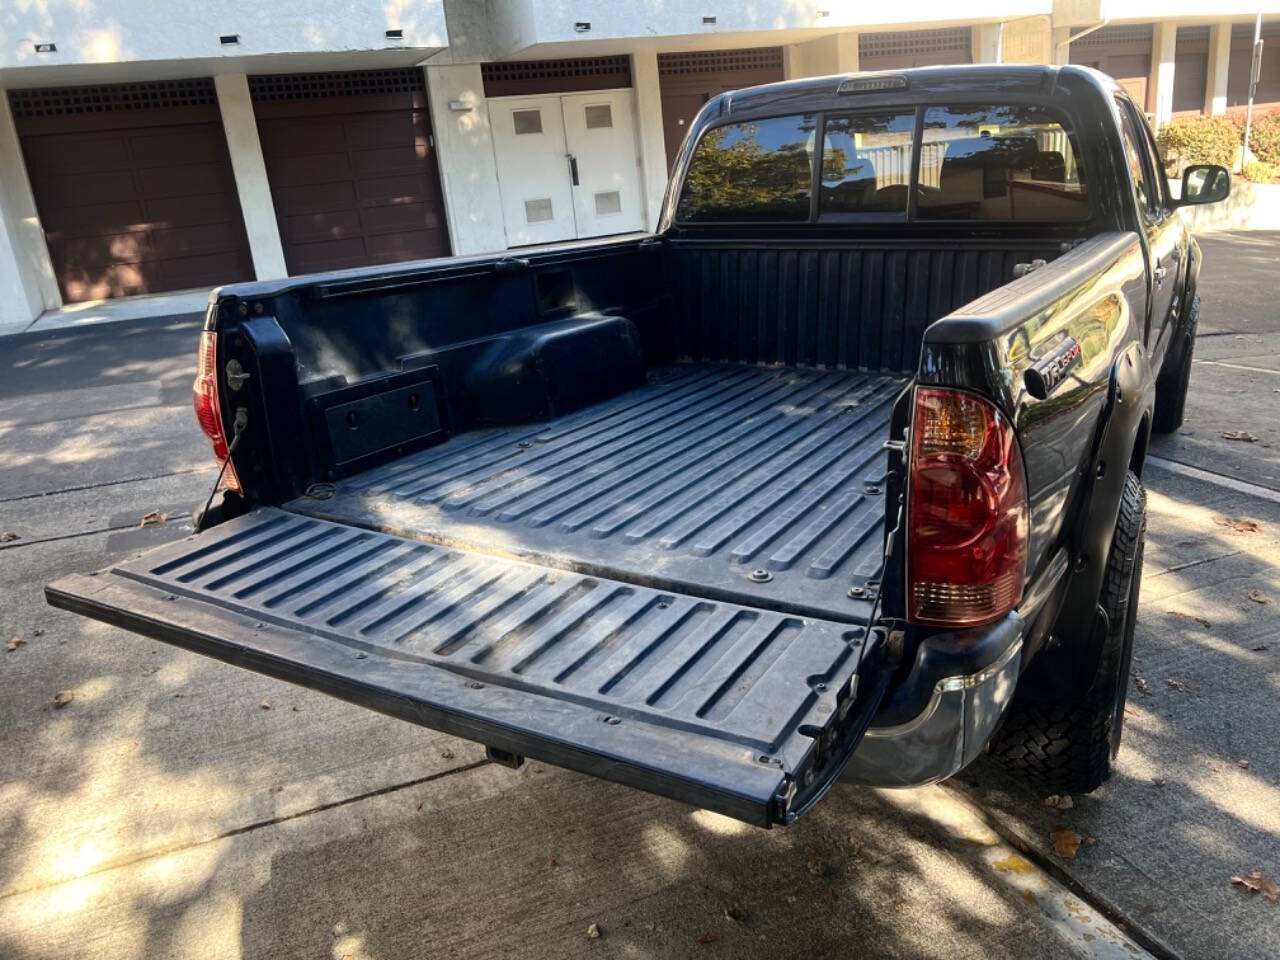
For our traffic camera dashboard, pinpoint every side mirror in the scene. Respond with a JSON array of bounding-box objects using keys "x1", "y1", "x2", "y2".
[{"x1": 1178, "y1": 164, "x2": 1231, "y2": 206}]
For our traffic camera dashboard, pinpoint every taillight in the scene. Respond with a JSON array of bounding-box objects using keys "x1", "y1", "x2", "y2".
[
  {"x1": 192, "y1": 331, "x2": 241, "y2": 493},
  {"x1": 907, "y1": 387, "x2": 1027, "y2": 627}
]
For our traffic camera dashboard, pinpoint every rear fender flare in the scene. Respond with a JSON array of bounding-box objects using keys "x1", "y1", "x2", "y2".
[{"x1": 1024, "y1": 341, "x2": 1151, "y2": 697}]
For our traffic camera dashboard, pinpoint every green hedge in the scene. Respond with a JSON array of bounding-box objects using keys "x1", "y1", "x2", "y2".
[
  {"x1": 1243, "y1": 160, "x2": 1277, "y2": 183},
  {"x1": 1157, "y1": 115, "x2": 1239, "y2": 168},
  {"x1": 1247, "y1": 112, "x2": 1280, "y2": 167}
]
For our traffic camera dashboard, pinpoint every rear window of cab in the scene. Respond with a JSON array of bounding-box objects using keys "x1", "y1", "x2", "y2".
[{"x1": 675, "y1": 103, "x2": 1090, "y2": 224}]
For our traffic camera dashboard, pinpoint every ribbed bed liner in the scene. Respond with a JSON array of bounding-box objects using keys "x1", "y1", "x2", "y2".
[{"x1": 291, "y1": 363, "x2": 906, "y2": 623}]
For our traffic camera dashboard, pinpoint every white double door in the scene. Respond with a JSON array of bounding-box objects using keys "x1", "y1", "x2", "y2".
[{"x1": 489, "y1": 90, "x2": 645, "y2": 246}]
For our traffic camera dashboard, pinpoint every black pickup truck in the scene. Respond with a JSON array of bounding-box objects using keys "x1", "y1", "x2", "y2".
[{"x1": 48, "y1": 65, "x2": 1229, "y2": 827}]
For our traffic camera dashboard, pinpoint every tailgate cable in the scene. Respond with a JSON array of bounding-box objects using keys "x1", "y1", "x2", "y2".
[{"x1": 197, "y1": 410, "x2": 247, "y2": 525}]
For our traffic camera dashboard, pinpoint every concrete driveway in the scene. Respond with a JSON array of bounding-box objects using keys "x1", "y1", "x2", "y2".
[{"x1": 0, "y1": 234, "x2": 1276, "y2": 959}]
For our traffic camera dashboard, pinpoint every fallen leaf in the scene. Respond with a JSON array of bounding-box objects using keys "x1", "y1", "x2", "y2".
[
  {"x1": 1044, "y1": 794, "x2": 1074, "y2": 810},
  {"x1": 0, "y1": 532, "x2": 18, "y2": 543},
  {"x1": 1164, "y1": 678, "x2": 1188, "y2": 693},
  {"x1": 723, "y1": 903, "x2": 747, "y2": 923},
  {"x1": 693, "y1": 932, "x2": 720, "y2": 945},
  {"x1": 1231, "y1": 871, "x2": 1279, "y2": 903},
  {"x1": 52, "y1": 690, "x2": 74, "y2": 709},
  {"x1": 1221, "y1": 430, "x2": 1259, "y2": 442},
  {"x1": 1214, "y1": 516, "x2": 1261, "y2": 534},
  {"x1": 806, "y1": 858, "x2": 823, "y2": 875},
  {"x1": 1051, "y1": 829, "x2": 1082, "y2": 859},
  {"x1": 1238, "y1": 759, "x2": 1251, "y2": 769},
  {"x1": 1253, "y1": 644, "x2": 1269, "y2": 652},
  {"x1": 139, "y1": 510, "x2": 168, "y2": 527},
  {"x1": 6, "y1": 636, "x2": 24, "y2": 652},
  {"x1": 1172, "y1": 611, "x2": 1212, "y2": 629},
  {"x1": 416, "y1": 801, "x2": 423, "y2": 811},
  {"x1": 1124, "y1": 705, "x2": 1139, "y2": 717},
  {"x1": 260, "y1": 701, "x2": 271, "y2": 710},
  {"x1": 1135, "y1": 677, "x2": 1151, "y2": 695},
  {"x1": 1248, "y1": 589, "x2": 1273, "y2": 605},
  {"x1": 32, "y1": 628, "x2": 43, "y2": 637},
  {"x1": 586, "y1": 922, "x2": 601, "y2": 940},
  {"x1": 826, "y1": 886, "x2": 839, "y2": 903},
  {"x1": 1154, "y1": 777, "x2": 1168, "y2": 787},
  {"x1": 1084, "y1": 836, "x2": 1097, "y2": 847},
  {"x1": 440, "y1": 747, "x2": 455, "y2": 760}
]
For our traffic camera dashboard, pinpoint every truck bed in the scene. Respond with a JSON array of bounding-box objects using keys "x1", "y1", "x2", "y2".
[{"x1": 288, "y1": 363, "x2": 906, "y2": 623}]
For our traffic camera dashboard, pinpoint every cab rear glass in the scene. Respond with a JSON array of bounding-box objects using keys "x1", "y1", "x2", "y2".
[{"x1": 675, "y1": 103, "x2": 1090, "y2": 224}]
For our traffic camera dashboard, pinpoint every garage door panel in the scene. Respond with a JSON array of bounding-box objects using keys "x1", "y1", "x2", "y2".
[
  {"x1": 10, "y1": 78, "x2": 254, "y2": 302},
  {"x1": 130, "y1": 125, "x2": 229, "y2": 165},
  {"x1": 356, "y1": 172, "x2": 433, "y2": 204},
  {"x1": 360, "y1": 201, "x2": 442, "y2": 233},
  {"x1": 260, "y1": 153, "x2": 354, "y2": 189},
  {"x1": 251, "y1": 68, "x2": 449, "y2": 275},
  {"x1": 273, "y1": 180, "x2": 360, "y2": 216},
  {"x1": 348, "y1": 143, "x2": 432, "y2": 176},
  {"x1": 21, "y1": 134, "x2": 134, "y2": 173},
  {"x1": 278, "y1": 209, "x2": 364, "y2": 244},
  {"x1": 29, "y1": 170, "x2": 141, "y2": 208}
]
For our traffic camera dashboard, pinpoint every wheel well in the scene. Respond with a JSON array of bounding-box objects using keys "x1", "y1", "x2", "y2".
[{"x1": 1129, "y1": 414, "x2": 1151, "y2": 477}]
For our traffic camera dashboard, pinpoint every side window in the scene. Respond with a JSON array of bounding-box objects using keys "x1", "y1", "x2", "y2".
[
  {"x1": 818, "y1": 111, "x2": 916, "y2": 216},
  {"x1": 916, "y1": 104, "x2": 1090, "y2": 221},
  {"x1": 675, "y1": 114, "x2": 817, "y2": 222},
  {"x1": 1115, "y1": 100, "x2": 1159, "y2": 225}
]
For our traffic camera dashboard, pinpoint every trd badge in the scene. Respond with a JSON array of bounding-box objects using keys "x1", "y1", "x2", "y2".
[{"x1": 1024, "y1": 337, "x2": 1083, "y2": 399}]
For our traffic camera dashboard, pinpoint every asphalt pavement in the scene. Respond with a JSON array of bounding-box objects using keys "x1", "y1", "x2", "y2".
[{"x1": 0, "y1": 233, "x2": 1276, "y2": 959}]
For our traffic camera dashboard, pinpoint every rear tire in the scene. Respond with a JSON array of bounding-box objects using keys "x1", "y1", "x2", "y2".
[
  {"x1": 1152, "y1": 296, "x2": 1197, "y2": 434},
  {"x1": 989, "y1": 472, "x2": 1146, "y2": 795}
]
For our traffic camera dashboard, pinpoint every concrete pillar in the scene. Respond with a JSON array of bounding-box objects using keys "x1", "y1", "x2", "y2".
[
  {"x1": 0, "y1": 92, "x2": 59, "y2": 331},
  {"x1": 836, "y1": 32, "x2": 859, "y2": 73},
  {"x1": 631, "y1": 50, "x2": 670, "y2": 231},
  {"x1": 1205, "y1": 23, "x2": 1232, "y2": 115},
  {"x1": 214, "y1": 74, "x2": 288, "y2": 280},
  {"x1": 974, "y1": 23, "x2": 1003, "y2": 64},
  {"x1": 423, "y1": 63, "x2": 507, "y2": 255},
  {"x1": 1150, "y1": 22, "x2": 1177, "y2": 128},
  {"x1": 783, "y1": 44, "x2": 804, "y2": 80},
  {"x1": 1051, "y1": 26, "x2": 1073, "y2": 66}
]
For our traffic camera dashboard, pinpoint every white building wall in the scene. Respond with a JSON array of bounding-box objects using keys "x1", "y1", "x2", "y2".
[
  {"x1": 0, "y1": 95, "x2": 59, "y2": 330},
  {"x1": 423, "y1": 64, "x2": 508, "y2": 256},
  {"x1": 214, "y1": 75, "x2": 288, "y2": 281},
  {"x1": 631, "y1": 52, "x2": 671, "y2": 230},
  {"x1": 0, "y1": 1, "x2": 446, "y2": 73}
]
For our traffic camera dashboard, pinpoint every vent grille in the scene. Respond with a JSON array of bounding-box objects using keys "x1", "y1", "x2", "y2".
[
  {"x1": 858, "y1": 28, "x2": 971, "y2": 58},
  {"x1": 8, "y1": 78, "x2": 217, "y2": 120},
  {"x1": 1232, "y1": 21, "x2": 1280, "y2": 42},
  {"x1": 1176, "y1": 25, "x2": 1211, "y2": 48},
  {"x1": 248, "y1": 68, "x2": 425, "y2": 102},
  {"x1": 658, "y1": 47, "x2": 784, "y2": 76},
  {"x1": 482, "y1": 56, "x2": 631, "y2": 95},
  {"x1": 1068, "y1": 24, "x2": 1154, "y2": 48}
]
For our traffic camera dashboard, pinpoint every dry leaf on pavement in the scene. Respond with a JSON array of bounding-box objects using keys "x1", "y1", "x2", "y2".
[
  {"x1": 52, "y1": 690, "x2": 74, "y2": 708},
  {"x1": 1248, "y1": 590, "x2": 1273, "y2": 605},
  {"x1": 586, "y1": 922, "x2": 601, "y2": 940},
  {"x1": 1172, "y1": 611, "x2": 1212, "y2": 629},
  {"x1": 0, "y1": 532, "x2": 18, "y2": 543},
  {"x1": 722, "y1": 903, "x2": 747, "y2": 923},
  {"x1": 1238, "y1": 759, "x2": 1250, "y2": 769},
  {"x1": 1135, "y1": 677, "x2": 1151, "y2": 694},
  {"x1": 139, "y1": 510, "x2": 168, "y2": 527},
  {"x1": 6, "y1": 636, "x2": 24, "y2": 652},
  {"x1": 1165, "y1": 678, "x2": 1188, "y2": 693},
  {"x1": 1044, "y1": 794, "x2": 1074, "y2": 810},
  {"x1": 1221, "y1": 430, "x2": 1259, "y2": 442},
  {"x1": 1231, "y1": 871, "x2": 1279, "y2": 903},
  {"x1": 1051, "y1": 829, "x2": 1082, "y2": 859},
  {"x1": 693, "y1": 932, "x2": 720, "y2": 945},
  {"x1": 1214, "y1": 516, "x2": 1261, "y2": 534}
]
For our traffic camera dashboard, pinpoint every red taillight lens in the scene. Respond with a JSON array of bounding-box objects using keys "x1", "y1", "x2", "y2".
[
  {"x1": 192, "y1": 331, "x2": 241, "y2": 493},
  {"x1": 907, "y1": 388, "x2": 1027, "y2": 627}
]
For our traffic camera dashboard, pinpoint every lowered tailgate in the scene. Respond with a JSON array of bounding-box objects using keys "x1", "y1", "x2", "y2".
[{"x1": 47, "y1": 508, "x2": 885, "y2": 826}]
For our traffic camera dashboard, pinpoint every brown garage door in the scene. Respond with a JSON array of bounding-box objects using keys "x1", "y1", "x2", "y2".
[
  {"x1": 1069, "y1": 24, "x2": 1154, "y2": 111},
  {"x1": 658, "y1": 48, "x2": 785, "y2": 169},
  {"x1": 1228, "y1": 20, "x2": 1280, "y2": 110},
  {"x1": 858, "y1": 28, "x2": 973, "y2": 71},
  {"x1": 8, "y1": 79, "x2": 254, "y2": 303},
  {"x1": 250, "y1": 69, "x2": 449, "y2": 276}
]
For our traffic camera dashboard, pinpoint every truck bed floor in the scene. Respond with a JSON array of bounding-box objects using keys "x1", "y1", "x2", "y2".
[{"x1": 289, "y1": 363, "x2": 906, "y2": 623}]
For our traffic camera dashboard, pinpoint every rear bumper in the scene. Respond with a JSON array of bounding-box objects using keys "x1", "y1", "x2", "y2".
[{"x1": 841, "y1": 616, "x2": 1022, "y2": 787}]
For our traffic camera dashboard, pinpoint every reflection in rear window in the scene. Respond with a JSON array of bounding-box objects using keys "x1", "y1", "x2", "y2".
[
  {"x1": 917, "y1": 105, "x2": 1090, "y2": 221},
  {"x1": 676, "y1": 115, "x2": 816, "y2": 222}
]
